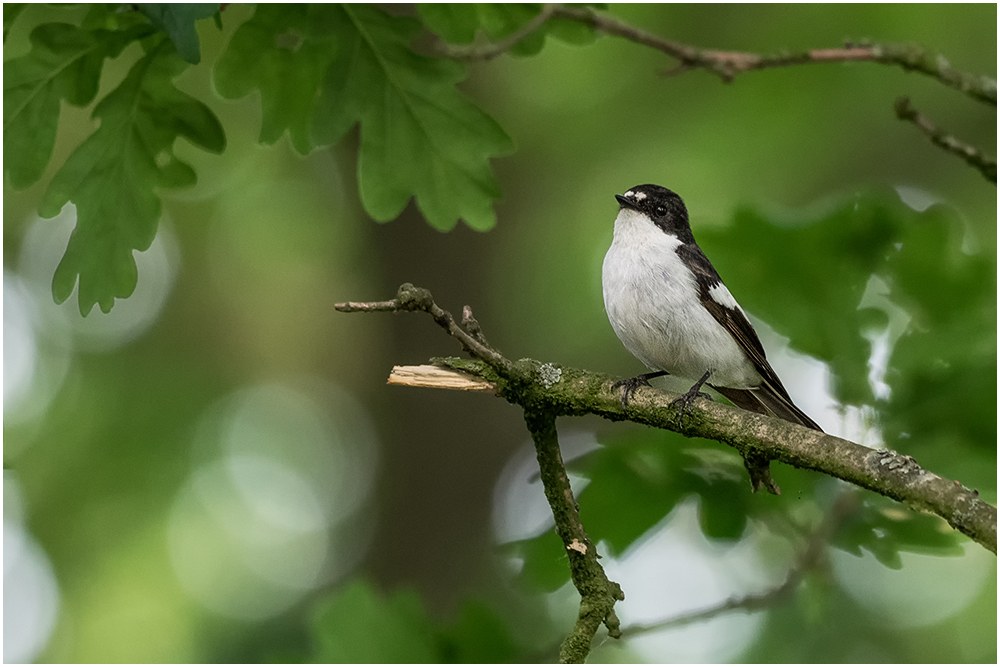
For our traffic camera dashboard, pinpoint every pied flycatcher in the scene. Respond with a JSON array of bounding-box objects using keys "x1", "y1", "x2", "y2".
[{"x1": 602, "y1": 184, "x2": 822, "y2": 431}]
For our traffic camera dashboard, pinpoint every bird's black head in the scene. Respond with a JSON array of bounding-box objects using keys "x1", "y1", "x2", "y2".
[{"x1": 615, "y1": 184, "x2": 693, "y2": 241}]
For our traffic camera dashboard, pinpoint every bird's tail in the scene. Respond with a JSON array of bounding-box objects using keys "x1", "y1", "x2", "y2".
[{"x1": 711, "y1": 383, "x2": 823, "y2": 432}]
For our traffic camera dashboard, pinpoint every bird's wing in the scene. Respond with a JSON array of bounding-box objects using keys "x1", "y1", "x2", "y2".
[
  {"x1": 675, "y1": 244, "x2": 789, "y2": 394},
  {"x1": 676, "y1": 243, "x2": 822, "y2": 432},
  {"x1": 712, "y1": 385, "x2": 823, "y2": 431}
]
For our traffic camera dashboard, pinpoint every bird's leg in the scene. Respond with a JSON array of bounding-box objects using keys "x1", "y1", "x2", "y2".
[
  {"x1": 670, "y1": 370, "x2": 714, "y2": 421},
  {"x1": 613, "y1": 370, "x2": 669, "y2": 409}
]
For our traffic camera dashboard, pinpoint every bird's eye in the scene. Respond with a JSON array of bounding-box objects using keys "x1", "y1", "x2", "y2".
[{"x1": 655, "y1": 205, "x2": 668, "y2": 217}]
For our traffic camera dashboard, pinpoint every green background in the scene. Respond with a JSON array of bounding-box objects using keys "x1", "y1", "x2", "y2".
[{"x1": 4, "y1": 4, "x2": 996, "y2": 662}]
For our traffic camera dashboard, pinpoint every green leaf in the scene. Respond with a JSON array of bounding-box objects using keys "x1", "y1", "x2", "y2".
[
  {"x1": 3, "y1": 3, "x2": 26, "y2": 42},
  {"x1": 39, "y1": 39, "x2": 225, "y2": 315},
  {"x1": 545, "y1": 14, "x2": 601, "y2": 45},
  {"x1": 833, "y1": 494, "x2": 964, "y2": 569},
  {"x1": 4, "y1": 22, "x2": 141, "y2": 188},
  {"x1": 510, "y1": 528, "x2": 571, "y2": 592},
  {"x1": 687, "y1": 450, "x2": 751, "y2": 540},
  {"x1": 439, "y1": 601, "x2": 517, "y2": 663},
  {"x1": 701, "y1": 192, "x2": 994, "y2": 489},
  {"x1": 878, "y1": 204, "x2": 996, "y2": 488},
  {"x1": 311, "y1": 580, "x2": 519, "y2": 663},
  {"x1": 572, "y1": 431, "x2": 687, "y2": 554},
  {"x1": 418, "y1": 4, "x2": 544, "y2": 50},
  {"x1": 477, "y1": 4, "x2": 549, "y2": 56},
  {"x1": 311, "y1": 579, "x2": 440, "y2": 663},
  {"x1": 417, "y1": 4, "x2": 598, "y2": 56},
  {"x1": 581, "y1": 430, "x2": 763, "y2": 552},
  {"x1": 214, "y1": 4, "x2": 332, "y2": 155},
  {"x1": 417, "y1": 3, "x2": 483, "y2": 44},
  {"x1": 137, "y1": 4, "x2": 219, "y2": 64},
  {"x1": 512, "y1": 429, "x2": 765, "y2": 594},
  {"x1": 216, "y1": 4, "x2": 512, "y2": 230},
  {"x1": 699, "y1": 195, "x2": 903, "y2": 406},
  {"x1": 315, "y1": 4, "x2": 514, "y2": 231}
]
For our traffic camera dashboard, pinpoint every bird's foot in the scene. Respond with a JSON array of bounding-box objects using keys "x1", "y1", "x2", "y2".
[
  {"x1": 669, "y1": 387, "x2": 713, "y2": 421},
  {"x1": 669, "y1": 371, "x2": 713, "y2": 423},
  {"x1": 613, "y1": 371, "x2": 668, "y2": 410}
]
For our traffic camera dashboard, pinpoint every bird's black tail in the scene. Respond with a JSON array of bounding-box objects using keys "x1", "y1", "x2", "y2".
[{"x1": 711, "y1": 383, "x2": 823, "y2": 432}]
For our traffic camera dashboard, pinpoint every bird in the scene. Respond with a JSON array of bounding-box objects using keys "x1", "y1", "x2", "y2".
[{"x1": 602, "y1": 183, "x2": 822, "y2": 432}]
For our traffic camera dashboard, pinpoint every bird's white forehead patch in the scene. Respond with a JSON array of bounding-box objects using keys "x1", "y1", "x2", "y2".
[
  {"x1": 624, "y1": 190, "x2": 647, "y2": 201},
  {"x1": 708, "y1": 282, "x2": 740, "y2": 310}
]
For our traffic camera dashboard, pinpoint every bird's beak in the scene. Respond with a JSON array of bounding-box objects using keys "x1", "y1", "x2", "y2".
[{"x1": 615, "y1": 194, "x2": 638, "y2": 210}]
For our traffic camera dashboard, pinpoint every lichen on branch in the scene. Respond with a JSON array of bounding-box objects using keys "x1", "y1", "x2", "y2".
[{"x1": 335, "y1": 283, "x2": 998, "y2": 662}]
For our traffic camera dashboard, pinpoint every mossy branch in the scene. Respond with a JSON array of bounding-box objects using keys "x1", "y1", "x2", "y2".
[
  {"x1": 426, "y1": 355, "x2": 996, "y2": 556},
  {"x1": 336, "y1": 284, "x2": 997, "y2": 661},
  {"x1": 524, "y1": 409, "x2": 624, "y2": 664}
]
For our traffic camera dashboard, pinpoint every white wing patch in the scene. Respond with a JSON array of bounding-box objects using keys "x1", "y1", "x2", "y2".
[{"x1": 708, "y1": 282, "x2": 741, "y2": 311}]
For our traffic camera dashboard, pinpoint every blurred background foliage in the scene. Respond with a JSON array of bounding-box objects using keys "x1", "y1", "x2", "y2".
[{"x1": 3, "y1": 3, "x2": 996, "y2": 663}]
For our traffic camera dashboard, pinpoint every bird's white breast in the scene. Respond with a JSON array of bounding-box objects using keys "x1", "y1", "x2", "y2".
[{"x1": 602, "y1": 208, "x2": 761, "y2": 388}]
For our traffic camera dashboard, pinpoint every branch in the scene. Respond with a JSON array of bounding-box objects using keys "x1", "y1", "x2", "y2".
[
  {"x1": 894, "y1": 96, "x2": 997, "y2": 183},
  {"x1": 440, "y1": 5, "x2": 997, "y2": 106},
  {"x1": 423, "y1": 359, "x2": 996, "y2": 554},
  {"x1": 337, "y1": 285, "x2": 997, "y2": 660},
  {"x1": 336, "y1": 287, "x2": 997, "y2": 556},
  {"x1": 553, "y1": 6, "x2": 996, "y2": 105},
  {"x1": 525, "y1": 409, "x2": 624, "y2": 664},
  {"x1": 621, "y1": 491, "x2": 858, "y2": 637},
  {"x1": 338, "y1": 285, "x2": 622, "y2": 663}
]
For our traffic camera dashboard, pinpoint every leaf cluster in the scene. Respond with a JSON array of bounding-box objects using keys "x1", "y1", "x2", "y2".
[
  {"x1": 4, "y1": 3, "x2": 586, "y2": 314},
  {"x1": 309, "y1": 579, "x2": 518, "y2": 663},
  {"x1": 699, "y1": 194, "x2": 996, "y2": 486},
  {"x1": 5, "y1": 4, "x2": 225, "y2": 314}
]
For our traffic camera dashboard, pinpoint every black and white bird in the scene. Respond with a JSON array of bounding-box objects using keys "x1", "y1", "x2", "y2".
[{"x1": 602, "y1": 184, "x2": 822, "y2": 431}]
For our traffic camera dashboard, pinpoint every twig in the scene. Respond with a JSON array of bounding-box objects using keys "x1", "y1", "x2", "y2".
[
  {"x1": 621, "y1": 492, "x2": 859, "y2": 638},
  {"x1": 555, "y1": 6, "x2": 996, "y2": 105},
  {"x1": 335, "y1": 283, "x2": 511, "y2": 374},
  {"x1": 441, "y1": 5, "x2": 996, "y2": 106},
  {"x1": 894, "y1": 96, "x2": 997, "y2": 183},
  {"x1": 436, "y1": 4, "x2": 559, "y2": 61},
  {"x1": 461, "y1": 304, "x2": 493, "y2": 349}
]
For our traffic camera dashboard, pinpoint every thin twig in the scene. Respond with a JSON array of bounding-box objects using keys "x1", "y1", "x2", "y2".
[
  {"x1": 894, "y1": 96, "x2": 997, "y2": 183},
  {"x1": 461, "y1": 304, "x2": 493, "y2": 349},
  {"x1": 621, "y1": 492, "x2": 859, "y2": 638},
  {"x1": 437, "y1": 4, "x2": 559, "y2": 61},
  {"x1": 440, "y1": 4, "x2": 996, "y2": 106},
  {"x1": 554, "y1": 6, "x2": 996, "y2": 105},
  {"x1": 335, "y1": 283, "x2": 512, "y2": 374}
]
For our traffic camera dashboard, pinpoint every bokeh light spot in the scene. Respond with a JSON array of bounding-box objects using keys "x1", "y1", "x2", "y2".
[
  {"x1": 3, "y1": 474, "x2": 61, "y2": 663},
  {"x1": 169, "y1": 380, "x2": 379, "y2": 620}
]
